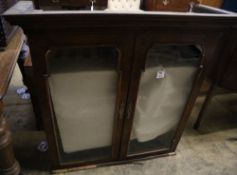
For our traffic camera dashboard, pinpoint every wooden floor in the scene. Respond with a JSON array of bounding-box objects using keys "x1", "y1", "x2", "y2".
[{"x1": 2, "y1": 65, "x2": 237, "y2": 175}]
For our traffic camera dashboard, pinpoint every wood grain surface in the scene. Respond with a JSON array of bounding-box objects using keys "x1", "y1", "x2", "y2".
[{"x1": 0, "y1": 28, "x2": 24, "y2": 100}]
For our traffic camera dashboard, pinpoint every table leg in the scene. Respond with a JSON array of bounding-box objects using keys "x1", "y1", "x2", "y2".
[
  {"x1": 193, "y1": 83, "x2": 215, "y2": 130},
  {"x1": 0, "y1": 101, "x2": 21, "y2": 175}
]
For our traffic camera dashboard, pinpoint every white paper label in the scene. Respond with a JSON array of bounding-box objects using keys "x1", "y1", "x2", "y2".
[{"x1": 156, "y1": 70, "x2": 165, "y2": 79}]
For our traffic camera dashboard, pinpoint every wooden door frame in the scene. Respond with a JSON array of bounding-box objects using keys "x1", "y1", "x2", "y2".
[
  {"x1": 120, "y1": 29, "x2": 228, "y2": 159},
  {"x1": 27, "y1": 31, "x2": 134, "y2": 170}
]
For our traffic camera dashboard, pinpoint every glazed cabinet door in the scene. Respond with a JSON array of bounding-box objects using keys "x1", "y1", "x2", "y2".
[
  {"x1": 28, "y1": 34, "x2": 133, "y2": 169},
  {"x1": 120, "y1": 31, "x2": 224, "y2": 159}
]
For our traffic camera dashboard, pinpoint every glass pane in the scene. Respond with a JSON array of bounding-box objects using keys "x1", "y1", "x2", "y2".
[
  {"x1": 129, "y1": 45, "x2": 202, "y2": 155},
  {"x1": 46, "y1": 47, "x2": 119, "y2": 163}
]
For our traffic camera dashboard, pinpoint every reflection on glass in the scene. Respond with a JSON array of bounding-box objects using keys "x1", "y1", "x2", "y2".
[
  {"x1": 129, "y1": 45, "x2": 202, "y2": 155},
  {"x1": 46, "y1": 47, "x2": 118, "y2": 163}
]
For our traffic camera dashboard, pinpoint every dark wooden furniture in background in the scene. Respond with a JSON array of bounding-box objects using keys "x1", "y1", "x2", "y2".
[
  {"x1": 144, "y1": 0, "x2": 199, "y2": 12},
  {"x1": 194, "y1": 30, "x2": 237, "y2": 129},
  {"x1": 34, "y1": 0, "x2": 199, "y2": 11},
  {"x1": 0, "y1": 0, "x2": 19, "y2": 47},
  {"x1": 22, "y1": 53, "x2": 43, "y2": 129},
  {"x1": 4, "y1": 1, "x2": 237, "y2": 173},
  {"x1": 198, "y1": 0, "x2": 223, "y2": 8},
  {"x1": 32, "y1": 0, "x2": 230, "y2": 11},
  {"x1": 33, "y1": 0, "x2": 108, "y2": 10},
  {"x1": 0, "y1": 27, "x2": 24, "y2": 175},
  {"x1": 218, "y1": 34, "x2": 237, "y2": 92}
]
